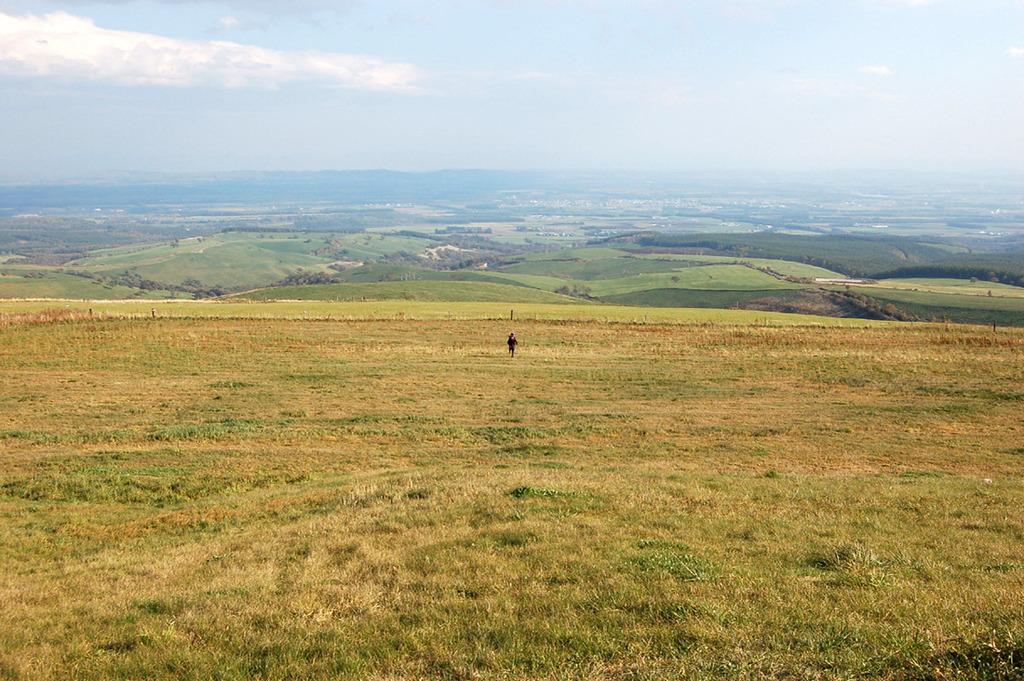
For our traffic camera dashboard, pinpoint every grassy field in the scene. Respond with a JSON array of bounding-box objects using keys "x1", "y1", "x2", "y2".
[
  {"x1": 70, "y1": 232, "x2": 436, "y2": 289},
  {"x1": 0, "y1": 268, "x2": 179, "y2": 300},
  {"x1": 514, "y1": 250, "x2": 844, "y2": 282},
  {"x1": 1, "y1": 303, "x2": 1023, "y2": 680},
  {"x1": 477, "y1": 265, "x2": 808, "y2": 297},
  {"x1": 632, "y1": 254, "x2": 844, "y2": 280},
  {"x1": 849, "y1": 281, "x2": 1024, "y2": 326},
  {"x1": 863, "y1": 280, "x2": 1024, "y2": 299}
]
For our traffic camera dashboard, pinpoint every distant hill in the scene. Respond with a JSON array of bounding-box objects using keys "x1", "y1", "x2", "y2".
[{"x1": 6, "y1": 233, "x2": 1024, "y2": 325}]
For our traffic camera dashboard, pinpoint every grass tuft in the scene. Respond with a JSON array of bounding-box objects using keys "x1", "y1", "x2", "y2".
[
  {"x1": 508, "y1": 486, "x2": 575, "y2": 499},
  {"x1": 808, "y1": 542, "x2": 885, "y2": 571}
]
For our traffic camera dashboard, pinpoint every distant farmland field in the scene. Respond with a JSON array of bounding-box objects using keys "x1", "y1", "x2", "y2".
[
  {"x1": 1, "y1": 303, "x2": 1022, "y2": 679},
  {"x1": 850, "y1": 281, "x2": 1024, "y2": 325}
]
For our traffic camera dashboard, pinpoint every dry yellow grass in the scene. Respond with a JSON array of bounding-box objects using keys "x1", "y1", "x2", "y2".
[{"x1": 1, "y1": 305, "x2": 1022, "y2": 679}]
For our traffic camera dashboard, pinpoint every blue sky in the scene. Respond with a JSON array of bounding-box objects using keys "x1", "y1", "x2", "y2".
[{"x1": 0, "y1": 0, "x2": 1022, "y2": 178}]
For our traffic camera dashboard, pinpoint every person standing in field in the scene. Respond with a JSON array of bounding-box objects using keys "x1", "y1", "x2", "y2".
[{"x1": 507, "y1": 332, "x2": 518, "y2": 357}]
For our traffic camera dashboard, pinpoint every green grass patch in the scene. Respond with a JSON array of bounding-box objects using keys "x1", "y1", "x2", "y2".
[
  {"x1": 629, "y1": 542, "x2": 719, "y2": 582},
  {"x1": 508, "y1": 485, "x2": 577, "y2": 499}
]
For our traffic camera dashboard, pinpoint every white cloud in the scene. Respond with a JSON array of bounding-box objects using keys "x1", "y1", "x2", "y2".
[
  {"x1": 1010, "y1": 47, "x2": 1024, "y2": 58},
  {"x1": 858, "y1": 65, "x2": 893, "y2": 76},
  {"x1": 0, "y1": 11, "x2": 420, "y2": 90}
]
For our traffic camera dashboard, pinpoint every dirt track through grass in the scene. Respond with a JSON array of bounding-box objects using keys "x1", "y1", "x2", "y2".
[{"x1": 1, "y1": 308, "x2": 1022, "y2": 679}]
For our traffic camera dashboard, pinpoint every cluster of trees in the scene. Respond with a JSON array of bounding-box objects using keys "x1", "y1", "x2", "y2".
[
  {"x1": 830, "y1": 289, "x2": 919, "y2": 321},
  {"x1": 71, "y1": 270, "x2": 235, "y2": 298},
  {"x1": 554, "y1": 284, "x2": 594, "y2": 299},
  {"x1": 268, "y1": 271, "x2": 337, "y2": 287}
]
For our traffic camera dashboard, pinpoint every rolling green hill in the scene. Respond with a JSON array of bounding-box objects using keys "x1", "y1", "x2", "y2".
[
  {"x1": 4, "y1": 228, "x2": 1024, "y2": 326},
  {"x1": 72, "y1": 231, "x2": 439, "y2": 289},
  {"x1": 0, "y1": 267, "x2": 183, "y2": 300}
]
